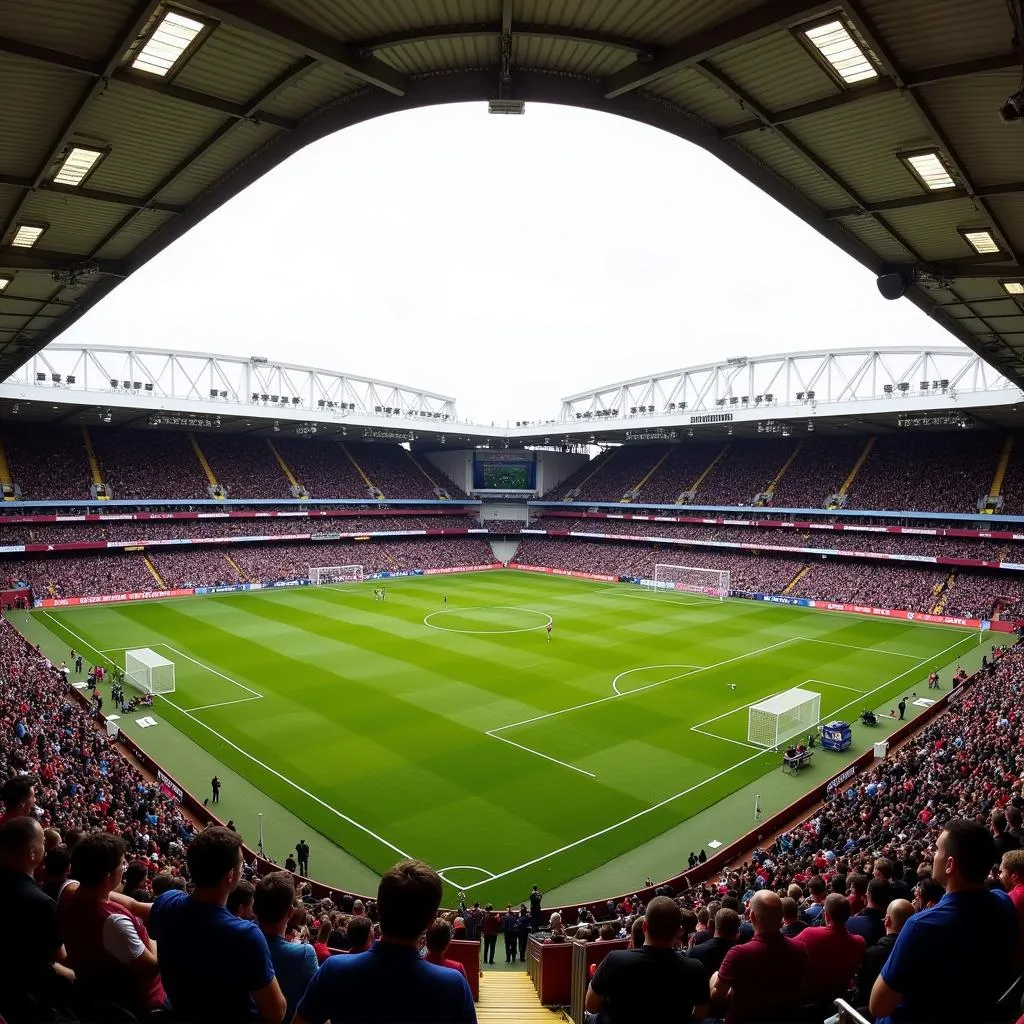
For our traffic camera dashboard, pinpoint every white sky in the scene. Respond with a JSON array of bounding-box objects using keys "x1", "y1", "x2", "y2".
[{"x1": 61, "y1": 101, "x2": 962, "y2": 424}]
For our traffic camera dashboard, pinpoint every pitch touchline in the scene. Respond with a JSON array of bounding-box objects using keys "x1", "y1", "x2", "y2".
[
  {"x1": 38, "y1": 613, "x2": 414, "y2": 863},
  {"x1": 462, "y1": 631, "x2": 970, "y2": 892}
]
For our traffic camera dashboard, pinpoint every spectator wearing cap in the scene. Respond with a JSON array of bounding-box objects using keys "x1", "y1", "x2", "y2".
[
  {"x1": 586, "y1": 896, "x2": 709, "y2": 1022},
  {"x1": 711, "y1": 891, "x2": 808, "y2": 1024},
  {"x1": 58, "y1": 831, "x2": 166, "y2": 1016},
  {"x1": 295, "y1": 859, "x2": 475, "y2": 1024},
  {"x1": 254, "y1": 870, "x2": 318, "y2": 1024},
  {"x1": 794, "y1": 893, "x2": 864, "y2": 1003},
  {"x1": 149, "y1": 826, "x2": 286, "y2": 1023},
  {"x1": 423, "y1": 919, "x2": 467, "y2": 980},
  {"x1": 854, "y1": 899, "x2": 913, "y2": 1009},
  {"x1": 870, "y1": 819, "x2": 1018, "y2": 1024}
]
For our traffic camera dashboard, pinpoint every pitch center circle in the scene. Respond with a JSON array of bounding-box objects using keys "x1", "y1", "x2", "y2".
[{"x1": 423, "y1": 606, "x2": 553, "y2": 635}]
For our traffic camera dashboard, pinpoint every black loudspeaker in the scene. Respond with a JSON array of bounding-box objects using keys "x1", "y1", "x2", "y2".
[{"x1": 877, "y1": 272, "x2": 909, "y2": 300}]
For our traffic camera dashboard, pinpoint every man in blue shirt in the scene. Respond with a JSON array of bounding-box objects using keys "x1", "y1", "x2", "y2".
[
  {"x1": 254, "y1": 870, "x2": 318, "y2": 1023},
  {"x1": 870, "y1": 818, "x2": 1018, "y2": 1024},
  {"x1": 149, "y1": 826, "x2": 286, "y2": 1023},
  {"x1": 295, "y1": 859, "x2": 475, "y2": 1024}
]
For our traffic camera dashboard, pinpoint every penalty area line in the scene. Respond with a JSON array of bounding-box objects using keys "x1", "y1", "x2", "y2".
[{"x1": 485, "y1": 730, "x2": 597, "y2": 778}]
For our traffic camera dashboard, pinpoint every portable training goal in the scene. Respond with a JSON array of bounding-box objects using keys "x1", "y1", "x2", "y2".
[
  {"x1": 308, "y1": 565, "x2": 364, "y2": 585},
  {"x1": 124, "y1": 648, "x2": 176, "y2": 695},
  {"x1": 641, "y1": 563, "x2": 730, "y2": 600},
  {"x1": 748, "y1": 688, "x2": 821, "y2": 748}
]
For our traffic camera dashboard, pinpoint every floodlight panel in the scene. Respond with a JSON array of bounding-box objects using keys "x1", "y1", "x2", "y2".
[
  {"x1": 963, "y1": 230, "x2": 999, "y2": 254},
  {"x1": 53, "y1": 146, "x2": 105, "y2": 186},
  {"x1": 131, "y1": 10, "x2": 206, "y2": 76},
  {"x1": 11, "y1": 224, "x2": 45, "y2": 248},
  {"x1": 804, "y1": 21, "x2": 878, "y2": 84},
  {"x1": 903, "y1": 152, "x2": 955, "y2": 191}
]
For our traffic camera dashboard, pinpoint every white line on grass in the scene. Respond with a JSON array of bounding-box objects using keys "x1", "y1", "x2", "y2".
[
  {"x1": 805, "y1": 677, "x2": 867, "y2": 694},
  {"x1": 38, "y1": 615, "x2": 416, "y2": 864},
  {"x1": 185, "y1": 696, "x2": 264, "y2": 713},
  {"x1": 160, "y1": 644, "x2": 263, "y2": 699},
  {"x1": 487, "y1": 732, "x2": 597, "y2": 778},
  {"x1": 691, "y1": 727, "x2": 764, "y2": 751},
  {"x1": 798, "y1": 637, "x2": 922, "y2": 660},
  {"x1": 691, "y1": 691, "x2": 785, "y2": 730},
  {"x1": 612, "y1": 664, "x2": 703, "y2": 696},
  {"x1": 462, "y1": 631, "x2": 971, "y2": 892},
  {"x1": 436, "y1": 865, "x2": 496, "y2": 883}
]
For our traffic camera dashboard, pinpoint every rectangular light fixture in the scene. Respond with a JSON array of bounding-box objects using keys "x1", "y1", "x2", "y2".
[
  {"x1": 803, "y1": 20, "x2": 878, "y2": 85},
  {"x1": 1002, "y1": 280, "x2": 1024, "y2": 295},
  {"x1": 52, "y1": 146, "x2": 106, "y2": 187},
  {"x1": 901, "y1": 150, "x2": 956, "y2": 191},
  {"x1": 131, "y1": 9, "x2": 207, "y2": 77},
  {"x1": 11, "y1": 223, "x2": 46, "y2": 248},
  {"x1": 0, "y1": 276, "x2": 10, "y2": 292},
  {"x1": 961, "y1": 229, "x2": 1000, "y2": 254}
]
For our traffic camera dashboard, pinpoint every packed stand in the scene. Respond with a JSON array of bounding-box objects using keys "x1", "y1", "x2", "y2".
[
  {"x1": 788, "y1": 560, "x2": 948, "y2": 613},
  {"x1": 770, "y1": 437, "x2": 867, "y2": 508},
  {"x1": 147, "y1": 549, "x2": 241, "y2": 589},
  {"x1": 573, "y1": 445, "x2": 665, "y2": 502},
  {"x1": 693, "y1": 437, "x2": 795, "y2": 507},
  {"x1": 630, "y1": 443, "x2": 721, "y2": 504},
  {"x1": 90, "y1": 429, "x2": 207, "y2": 501},
  {"x1": 543, "y1": 446, "x2": 617, "y2": 499},
  {"x1": 272, "y1": 439, "x2": 376, "y2": 499},
  {"x1": 200, "y1": 435, "x2": 292, "y2": 500},
  {"x1": 943, "y1": 572, "x2": 1024, "y2": 621},
  {"x1": 845, "y1": 433, "x2": 1000, "y2": 514},
  {"x1": 4, "y1": 554, "x2": 156, "y2": 599},
  {"x1": 483, "y1": 520, "x2": 526, "y2": 534},
  {"x1": 2, "y1": 427, "x2": 91, "y2": 501},
  {"x1": 356, "y1": 446, "x2": 461, "y2": 500}
]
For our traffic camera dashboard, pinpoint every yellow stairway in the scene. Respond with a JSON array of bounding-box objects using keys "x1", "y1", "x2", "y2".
[
  {"x1": 782, "y1": 563, "x2": 812, "y2": 595},
  {"x1": 623, "y1": 447, "x2": 671, "y2": 502},
  {"x1": 81, "y1": 426, "x2": 108, "y2": 498},
  {"x1": 0, "y1": 436, "x2": 15, "y2": 499},
  {"x1": 224, "y1": 553, "x2": 247, "y2": 582},
  {"x1": 763, "y1": 441, "x2": 802, "y2": 499},
  {"x1": 836, "y1": 436, "x2": 875, "y2": 499},
  {"x1": 341, "y1": 442, "x2": 379, "y2": 496},
  {"x1": 931, "y1": 571, "x2": 956, "y2": 615},
  {"x1": 477, "y1": 971, "x2": 555, "y2": 1024},
  {"x1": 143, "y1": 555, "x2": 167, "y2": 589},
  {"x1": 687, "y1": 443, "x2": 730, "y2": 497},
  {"x1": 406, "y1": 447, "x2": 443, "y2": 492},
  {"x1": 267, "y1": 439, "x2": 302, "y2": 493},
  {"x1": 188, "y1": 432, "x2": 221, "y2": 496},
  {"x1": 984, "y1": 434, "x2": 1014, "y2": 512}
]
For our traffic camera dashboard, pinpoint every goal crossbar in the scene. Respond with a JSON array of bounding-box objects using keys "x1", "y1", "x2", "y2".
[
  {"x1": 748, "y1": 688, "x2": 820, "y2": 748},
  {"x1": 642, "y1": 563, "x2": 729, "y2": 600},
  {"x1": 309, "y1": 565, "x2": 364, "y2": 585},
  {"x1": 125, "y1": 648, "x2": 175, "y2": 695}
]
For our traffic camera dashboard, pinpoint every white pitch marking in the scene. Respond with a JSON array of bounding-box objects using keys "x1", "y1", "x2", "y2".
[
  {"x1": 437, "y1": 865, "x2": 496, "y2": 883},
  {"x1": 35, "y1": 615, "x2": 415, "y2": 863},
  {"x1": 691, "y1": 727, "x2": 764, "y2": 751},
  {"x1": 461, "y1": 631, "x2": 972, "y2": 892},
  {"x1": 611, "y1": 664, "x2": 703, "y2": 696},
  {"x1": 796, "y1": 637, "x2": 923, "y2": 660},
  {"x1": 804, "y1": 677, "x2": 867, "y2": 694},
  {"x1": 423, "y1": 606, "x2": 552, "y2": 635},
  {"x1": 185, "y1": 695, "x2": 264, "y2": 713},
  {"x1": 691, "y1": 691, "x2": 786, "y2": 731},
  {"x1": 159, "y1": 644, "x2": 263, "y2": 699},
  {"x1": 486, "y1": 731, "x2": 597, "y2": 778}
]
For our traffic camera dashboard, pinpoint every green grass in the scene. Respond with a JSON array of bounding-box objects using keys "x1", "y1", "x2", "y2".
[{"x1": 28, "y1": 570, "x2": 977, "y2": 904}]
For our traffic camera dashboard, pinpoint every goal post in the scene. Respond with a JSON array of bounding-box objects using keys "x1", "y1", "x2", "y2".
[
  {"x1": 308, "y1": 565, "x2": 364, "y2": 586},
  {"x1": 642, "y1": 563, "x2": 730, "y2": 600},
  {"x1": 124, "y1": 648, "x2": 175, "y2": 695},
  {"x1": 748, "y1": 688, "x2": 821, "y2": 748}
]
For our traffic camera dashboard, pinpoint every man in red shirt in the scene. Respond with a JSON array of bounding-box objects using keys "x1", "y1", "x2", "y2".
[
  {"x1": 711, "y1": 891, "x2": 808, "y2": 1024},
  {"x1": 423, "y1": 919, "x2": 467, "y2": 980},
  {"x1": 794, "y1": 894, "x2": 865, "y2": 1003}
]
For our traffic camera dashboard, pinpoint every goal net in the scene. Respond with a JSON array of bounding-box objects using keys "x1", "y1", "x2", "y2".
[
  {"x1": 308, "y1": 565, "x2": 364, "y2": 585},
  {"x1": 748, "y1": 688, "x2": 821, "y2": 748},
  {"x1": 124, "y1": 648, "x2": 175, "y2": 695},
  {"x1": 641, "y1": 564, "x2": 730, "y2": 600}
]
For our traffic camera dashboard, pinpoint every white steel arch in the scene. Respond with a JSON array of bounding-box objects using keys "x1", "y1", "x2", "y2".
[{"x1": 557, "y1": 348, "x2": 1017, "y2": 423}]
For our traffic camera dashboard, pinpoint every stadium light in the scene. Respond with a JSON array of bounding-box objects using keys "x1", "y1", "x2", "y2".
[
  {"x1": 1002, "y1": 280, "x2": 1024, "y2": 296},
  {"x1": 801, "y1": 19, "x2": 878, "y2": 85},
  {"x1": 130, "y1": 9, "x2": 209, "y2": 77},
  {"x1": 11, "y1": 223, "x2": 46, "y2": 248},
  {"x1": 52, "y1": 146, "x2": 107, "y2": 187},
  {"x1": 900, "y1": 150, "x2": 956, "y2": 191},
  {"x1": 0, "y1": 276, "x2": 11, "y2": 292},
  {"x1": 960, "y1": 228, "x2": 1000, "y2": 254}
]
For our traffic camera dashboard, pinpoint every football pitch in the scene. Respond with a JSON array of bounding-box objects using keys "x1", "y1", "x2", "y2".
[{"x1": 30, "y1": 570, "x2": 977, "y2": 903}]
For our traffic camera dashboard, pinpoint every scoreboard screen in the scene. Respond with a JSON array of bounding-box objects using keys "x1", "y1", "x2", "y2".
[{"x1": 474, "y1": 461, "x2": 535, "y2": 489}]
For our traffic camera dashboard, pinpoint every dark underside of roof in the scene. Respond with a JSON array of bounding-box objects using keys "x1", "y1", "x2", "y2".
[{"x1": 2, "y1": 0, "x2": 1024, "y2": 385}]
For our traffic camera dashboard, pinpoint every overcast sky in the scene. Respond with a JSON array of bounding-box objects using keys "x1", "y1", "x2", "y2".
[{"x1": 61, "y1": 102, "x2": 961, "y2": 424}]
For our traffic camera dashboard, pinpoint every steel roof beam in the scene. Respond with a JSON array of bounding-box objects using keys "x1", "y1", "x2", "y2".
[
  {"x1": 355, "y1": 21, "x2": 651, "y2": 57},
  {"x1": 0, "y1": 35, "x2": 295, "y2": 130},
  {"x1": 843, "y1": 1, "x2": 1024, "y2": 275},
  {"x1": 0, "y1": 250, "x2": 127, "y2": 276},
  {"x1": 184, "y1": 0, "x2": 407, "y2": 96},
  {"x1": 0, "y1": 174, "x2": 184, "y2": 215},
  {"x1": 825, "y1": 180, "x2": 1024, "y2": 219},
  {"x1": 720, "y1": 50, "x2": 1020, "y2": 138},
  {"x1": 603, "y1": 0, "x2": 835, "y2": 98}
]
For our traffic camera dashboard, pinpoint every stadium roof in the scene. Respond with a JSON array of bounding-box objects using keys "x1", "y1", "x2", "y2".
[{"x1": 2, "y1": 1, "x2": 1024, "y2": 384}]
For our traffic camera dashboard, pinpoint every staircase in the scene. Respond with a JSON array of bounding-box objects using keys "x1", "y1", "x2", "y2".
[
  {"x1": 405, "y1": 447, "x2": 446, "y2": 497},
  {"x1": 267, "y1": 439, "x2": 306, "y2": 498},
  {"x1": 760, "y1": 441, "x2": 802, "y2": 504},
  {"x1": 477, "y1": 971, "x2": 554, "y2": 1024},
  {"x1": 931, "y1": 571, "x2": 956, "y2": 615},
  {"x1": 621, "y1": 448, "x2": 671, "y2": 502},
  {"x1": 682, "y1": 444, "x2": 729, "y2": 502},
  {"x1": 189, "y1": 433, "x2": 225, "y2": 499},
  {"x1": 835, "y1": 436, "x2": 875, "y2": 502},
  {"x1": 564, "y1": 448, "x2": 617, "y2": 501},
  {"x1": 81, "y1": 427, "x2": 109, "y2": 499},
  {"x1": 0, "y1": 437, "x2": 17, "y2": 500},
  {"x1": 143, "y1": 556, "x2": 167, "y2": 589},
  {"x1": 382, "y1": 547, "x2": 401, "y2": 570},
  {"x1": 982, "y1": 435, "x2": 1014, "y2": 514},
  {"x1": 341, "y1": 443, "x2": 382, "y2": 498},
  {"x1": 782, "y1": 563, "x2": 812, "y2": 595},
  {"x1": 224, "y1": 553, "x2": 247, "y2": 582}
]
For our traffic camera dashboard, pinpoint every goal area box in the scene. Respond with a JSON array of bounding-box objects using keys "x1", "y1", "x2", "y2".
[
  {"x1": 125, "y1": 648, "x2": 175, "y2": 695},
  {"x1": 308, "y1": 565, "x2": 364, "y2": 585},
  {"x1": 748, "y1": 688, "x2": 821, "y2": 748}
]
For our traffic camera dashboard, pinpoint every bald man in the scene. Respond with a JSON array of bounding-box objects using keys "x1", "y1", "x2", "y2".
[
  {"x1": 794, "y1": 893, "x2": 865, "y2": 1002},
  {"x1": 855, "y1": 899, "x2": 913, "y2": 1008},
  {"x1": 710, "y1": 891, "x2": 808, "y2": 1024}
]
